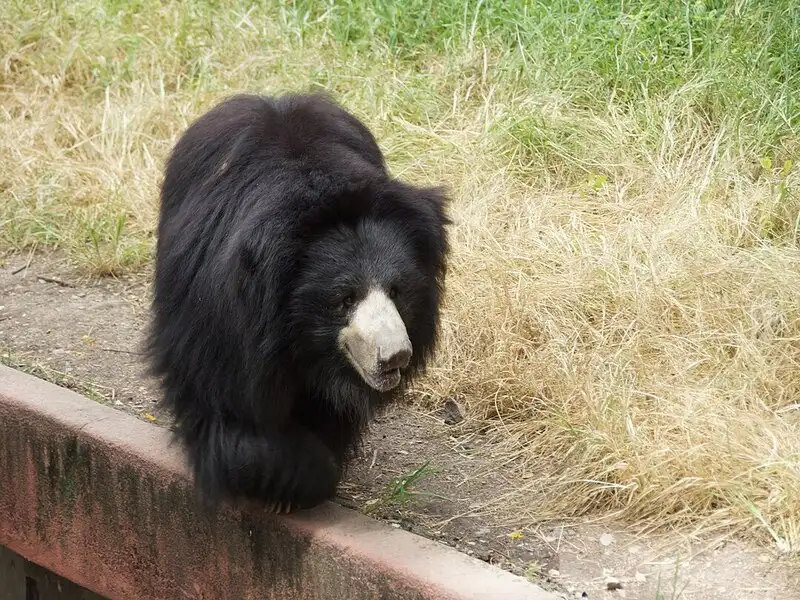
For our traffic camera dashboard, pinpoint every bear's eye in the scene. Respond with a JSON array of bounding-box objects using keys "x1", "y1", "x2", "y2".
[
  {"x1": 340, "y1": 293, "x2": 356, "y2": 311},
  {"x1": 388, "y1": 285, "x2": 400, "y2": 300}
]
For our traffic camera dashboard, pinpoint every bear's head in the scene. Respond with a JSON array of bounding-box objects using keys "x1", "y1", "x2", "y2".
[{"x1": 287, "y1": 182, "x2": 449, "y2": 400}]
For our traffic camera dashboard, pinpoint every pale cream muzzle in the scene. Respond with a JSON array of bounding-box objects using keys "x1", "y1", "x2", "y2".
[{"x1": 338, "y1": 288, "x2": 412, "y2": 392}]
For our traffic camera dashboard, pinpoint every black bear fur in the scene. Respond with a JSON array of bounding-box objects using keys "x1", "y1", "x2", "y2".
[{"x1": 146, "y1": 93, "x2": 450, "y2": 512}]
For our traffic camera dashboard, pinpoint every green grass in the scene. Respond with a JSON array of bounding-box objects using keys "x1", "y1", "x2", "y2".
[
  {"x1": 2, "y1": 0, "x2": 799, "y2": 556},
  {"x1": 365, "y1": 460, "x2": 448, "y2": 512}
]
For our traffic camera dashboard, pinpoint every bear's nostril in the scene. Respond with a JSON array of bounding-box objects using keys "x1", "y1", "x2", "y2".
[{"x1": 379, "y1": 345, "x2": 412, "y2": 371}]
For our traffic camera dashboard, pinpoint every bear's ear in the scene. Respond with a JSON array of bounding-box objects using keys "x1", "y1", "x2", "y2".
[
  {"x1": 417, "y1": 184, "x2": 453, "y2": 228},
  {"x1": 395, "y1": 183, "x2": 452, "y2": 275}
]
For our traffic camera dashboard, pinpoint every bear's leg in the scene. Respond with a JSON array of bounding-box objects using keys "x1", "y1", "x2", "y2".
[{"x1": 181, "y1": 415, "x2": 342, "y2": 512}]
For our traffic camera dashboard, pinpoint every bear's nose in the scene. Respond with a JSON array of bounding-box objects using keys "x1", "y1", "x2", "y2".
[{"x1": 378, "y1": 341, "x2": 412, "y2": 371}]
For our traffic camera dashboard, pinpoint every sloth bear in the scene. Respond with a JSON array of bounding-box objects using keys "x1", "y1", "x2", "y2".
[{"x1": 146, "y1": 93, "x2": 450, "y2": 513}]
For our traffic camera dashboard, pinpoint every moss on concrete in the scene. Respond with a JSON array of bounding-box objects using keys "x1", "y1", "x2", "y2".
[{"x1": 0, "y1": 411, "x2": 432, "y2": 600}]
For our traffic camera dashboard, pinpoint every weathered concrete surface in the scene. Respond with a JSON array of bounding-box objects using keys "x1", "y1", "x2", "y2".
[{"x1": 0, "y1": 365, "x2": 557, "y2": 600}]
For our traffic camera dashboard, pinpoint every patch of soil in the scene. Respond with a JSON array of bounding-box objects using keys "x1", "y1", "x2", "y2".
[{"x1": 2, "y1": 250, "x2": 799, "y2": 600}]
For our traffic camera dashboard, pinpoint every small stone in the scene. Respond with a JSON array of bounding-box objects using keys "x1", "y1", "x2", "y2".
[
  {"x1": 548, "y1": 569, "x2": 561, "y2": 578},
  {"x1": 606, "y1": 577, "x2": 623, "y2": 591},
  {"x1": 599, "y1": 532, "x2": 615, "y2": 546},
  {"x1": 443, "y1": 397, "x2": 465, "y2": 424},
  {"x1": 476, "y1": 549, "x2": 491, "y2": 562}
]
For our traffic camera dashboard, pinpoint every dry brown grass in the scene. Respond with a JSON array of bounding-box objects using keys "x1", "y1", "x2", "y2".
[
  {"x1": 412, "y1": 99, "x2": 800, "y2": 551},
  {"x1": 423, "y1": 124, "x2": 800, "y2": 551},
  {"x1": 405, "y1": 91, "x2": 800, "y2": 552},
  {"x1": 2, "y1": 0, "x2": 799, "y2": 557}
]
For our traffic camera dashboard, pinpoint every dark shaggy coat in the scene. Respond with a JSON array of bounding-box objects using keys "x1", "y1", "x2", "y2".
[{"x1": 147, "y1": 93, "x2": 450, "y2": 511}]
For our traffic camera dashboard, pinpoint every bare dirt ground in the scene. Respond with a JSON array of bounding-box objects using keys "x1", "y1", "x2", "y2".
[{"x1": 2, "y1": 249, "x2": 799, "y2": 600}]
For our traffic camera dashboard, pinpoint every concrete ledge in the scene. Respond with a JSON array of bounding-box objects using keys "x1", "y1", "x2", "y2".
[{"x1": 0, "y1": 365, "x2": 556, "y2": 600}]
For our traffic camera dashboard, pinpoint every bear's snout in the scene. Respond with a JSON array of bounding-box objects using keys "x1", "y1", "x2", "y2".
[{"x1": 339, "y1": 287, "x2": 412, "y2": 392}]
